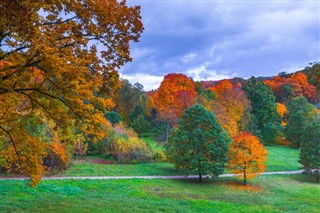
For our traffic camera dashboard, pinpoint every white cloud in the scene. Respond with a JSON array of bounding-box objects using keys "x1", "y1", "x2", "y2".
[
  {"x1": 186, "y1": 62, "x2": 236, "y2": 81},
  {"x1": 120, "y1": 73, "x2": 163, "y2": 91}
]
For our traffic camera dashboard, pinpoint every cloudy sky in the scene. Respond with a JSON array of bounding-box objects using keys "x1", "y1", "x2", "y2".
[{"x1": 120, "y1": 0, "x2": 320, "y2": 91}]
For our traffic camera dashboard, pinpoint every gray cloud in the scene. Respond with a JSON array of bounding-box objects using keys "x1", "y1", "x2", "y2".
[{"x1": 120, "y1": 1, "x2": 320, "y2": 90}]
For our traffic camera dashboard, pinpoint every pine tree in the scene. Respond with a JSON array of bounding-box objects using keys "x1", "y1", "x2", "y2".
[{"x1": 168, "y1": 104, "x2": 231, "y2": 182}]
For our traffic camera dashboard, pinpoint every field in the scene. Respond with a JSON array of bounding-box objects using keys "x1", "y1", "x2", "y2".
[
  {"x1": 1, "y1": 174, "x2": 319, "y2": 212},
  {"x1": 57, "y1": 145, "x2": 301, "y2": 177},
  {"x1": 1, "y1": 144, "x2": 314, "y2": 213}
]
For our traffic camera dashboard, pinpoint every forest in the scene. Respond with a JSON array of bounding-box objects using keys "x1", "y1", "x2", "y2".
[{"x1": 0, "y1": 1, "x2": 319, "y2": 212}]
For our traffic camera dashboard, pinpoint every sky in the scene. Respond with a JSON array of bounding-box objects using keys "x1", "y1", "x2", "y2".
[{"x1": 120, "y1": 0, "x2": 320, "y2": 91}]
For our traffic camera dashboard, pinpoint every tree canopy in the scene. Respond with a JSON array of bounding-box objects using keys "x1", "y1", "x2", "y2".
[
  {"x1": 243, "y1": 77, "x2": 281, "y2": 144},
  {"x1": 285, "y1": 96, "x2": 318, "y2": 147},
  {"x1": 299, "y1": 116, "x2": 320, "y2": 182},
  {"x1": 227, "y1": 132, "x2": 268, "y2": 185},
  {"x1": 0, "y1": 0, "x2": 143, "y2": 186},
  {"x1": 168, "y1": 104, "x2": 230, "y2": 182}
]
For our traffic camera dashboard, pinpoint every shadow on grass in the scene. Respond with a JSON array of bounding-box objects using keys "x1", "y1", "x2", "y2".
[{"x1": 286, "y1": 173, "x2": 320, "y2": 184}]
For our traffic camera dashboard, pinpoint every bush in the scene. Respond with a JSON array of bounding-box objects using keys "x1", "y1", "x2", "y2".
[{"x1": 153, "y1": 149, "x2": 166, "y2": 162}]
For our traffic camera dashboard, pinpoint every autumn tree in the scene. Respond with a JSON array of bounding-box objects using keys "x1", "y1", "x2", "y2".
[
  {"x1": 285, "y1": 97, "x2": 318, "y2": 147},
  {"x1": 209, "y1": 80, "x2": 250, "y2": 137},
  {"x1": 168, "y1": 104, "x2": 230, "y2": 182},
  {"x1": 264, "y1": 72, "x2": 317, "y2": 103},
  {"x1": 243, "y1": 77, "x2": 281, "y2": 144},
  {"x1": 227, "y1": 132, "x2": 268, "y2": 185},
  {"x1": 276, "y1": 103, "x2": 288, "y2": 126},
  {"x1": 0, "y1": 0, "x2": 143, "y2": 186},
  {"x1": 299, "y1": 117, "x2": 320, "y2": 182},
  {"x1": 153, "y1": 73, "x2": 196, "y2": 143}
]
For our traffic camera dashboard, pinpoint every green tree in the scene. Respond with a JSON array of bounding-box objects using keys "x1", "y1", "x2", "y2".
[
  {"x1": 105, "y1": 111, "x2": 123, "y2": 126},
  {"x1": 243, "y1": 77, "x2": 281, "y2": 144},
  {"x1": 299, "y1": 117, "x2": 320, "y2": 182},
  {"x1": 168, "y1": 104, "x2": 230, "y2": 182},
  {"x1": 130, "y1": 114, "x2": 151, "y2": 137},
  {"x1": 285, "y1": 96, "x2": 318, "y2": 147},
  {"x1": 115, "y1": 80, "x2": 144, "y2": 123}
]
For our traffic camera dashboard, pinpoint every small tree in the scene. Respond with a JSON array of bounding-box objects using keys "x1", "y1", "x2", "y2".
[
  {"x1": 168, "y1": 104, "x2": 230, "y2": 182},
  {"x1": 227, "y1": 132, "x2": 268, "y2": 185},
  {"x1": 105, "y1": 111, "x2": 123, "y2": 126},
  {"x1": 300, "y1": 117, "x2": 320, "y2": 182}
]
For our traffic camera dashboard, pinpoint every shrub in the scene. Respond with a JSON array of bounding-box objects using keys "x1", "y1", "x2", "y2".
[{"x1": 153, "y1": 149, "x2": 166, "y2": 162}]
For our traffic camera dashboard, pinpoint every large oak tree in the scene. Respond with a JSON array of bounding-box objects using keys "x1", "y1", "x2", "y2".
[{"x1": 0, "y1": 0, "x2": 143, "y2": 186}]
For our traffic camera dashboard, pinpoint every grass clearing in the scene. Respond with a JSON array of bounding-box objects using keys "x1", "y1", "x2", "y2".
[
  {"x1": 56, "y1": 145, "x2": 301, "y2": 177},
  {"x1": 266, "y1": 146, "x2": 301, "y2": 171},
  {"x1": 0, "y1": 174, "x2": 319, "y2": 212},
  {"x1": 60, "y1": 162, "x2": 176, "y2": 177}
]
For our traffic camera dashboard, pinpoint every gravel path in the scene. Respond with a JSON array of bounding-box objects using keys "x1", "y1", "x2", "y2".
[{"x1": 0, "y1": 170, "x2": 305, "y2": 181}]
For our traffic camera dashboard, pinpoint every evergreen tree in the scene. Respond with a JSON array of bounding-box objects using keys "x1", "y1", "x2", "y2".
[
  {"x1": 168, "y1": 104, "x2": 230, "y2": 182},
  {"x1": 299, "y1": 117, "x2": 320, "y2": 182},
  {"x1": 105, "y1": 111, "x2": 123, "y2": 126},
  {"x1": 285, "y1": 96, "x2": 318, "y2": 147},
  {"x1": 130, "y1": 114, "x2": 151, "y2": 137},
  {"x1": 243, "y1": 77, "x2": 281, "y2": 144}
]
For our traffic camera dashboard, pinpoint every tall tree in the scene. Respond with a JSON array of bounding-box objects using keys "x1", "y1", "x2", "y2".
[
  {"x1": 115, "y1": 80, "x2": 144, "y2": 123},
  {"x1": 243, "y1": 77, "x2": 281, "y2": 144},
  {"x1": 210, "y1": 80, "x2": 250, "y2": 137},
  {"x1": 285, "y1": 97, "x2": 318, "y2": 147},
  {"x1": 0, "y1": 0, "x2": 143, "y2": 186},
  {"x1": 227, "y1": 132, "x2": 268, "y2": 185},
  {"x1": 299, "y1": 117, "x2": 320, "y2": 182},
  {"x1": 153, "y1": 73, "x2": 196, "y2": 143},
  {"x1": 168, "y1": 104, "x2": 230, "y2": 182}
]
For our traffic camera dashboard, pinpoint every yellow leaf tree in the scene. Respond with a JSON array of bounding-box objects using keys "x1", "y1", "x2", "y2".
[
  {"x1": 227, "y1": 132, "x2": 268, "y2": 185},
  {"x1": 0, "y1": 0, "x2": 143, "y2": 186}
]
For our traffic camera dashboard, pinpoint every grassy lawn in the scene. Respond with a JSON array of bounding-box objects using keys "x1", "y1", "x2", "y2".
[
  {"x1": 56, "y1": 145, "x2": 301, "y2": 177},
  {"x1": 0, "y1": 174, "x2": 319, "y2": 212},
  {"x1": 60, "y1": 162, "x2": 176, "y2": 177},
  {"x1": 265, "y1": 146, "x2": 301, "y2": 171}
]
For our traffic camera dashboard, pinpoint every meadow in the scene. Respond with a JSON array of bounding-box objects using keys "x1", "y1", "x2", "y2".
[
  {"x1": 58, "y1": 145, "x2": 301, "y2": 177},
  {"x1": 1, "y1": 174, "x2": 319, "y2": 212}
]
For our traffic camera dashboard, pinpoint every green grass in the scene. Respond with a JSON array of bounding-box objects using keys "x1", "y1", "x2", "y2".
[
  {"x1": 0, "y1": 174, "x2": 319, "y2": 212},
  {"x1": 265, "y1": 146, "x2": 301, "y2": 171},
  {"x1": 60, "y1": 162, "x2": 177, "y2": 177},
  {"x1": 57, "y1": 145, "x2": 301, "y2": 177},
  {"x1": 143, "y1": 136, "x2": 164, "y2": 152}
]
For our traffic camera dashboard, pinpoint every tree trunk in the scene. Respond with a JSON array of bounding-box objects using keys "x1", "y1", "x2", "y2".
[
  {"x1": 51, "y1": 154, "x2": 54, "y2": 168},
  {"x1": 317, "y1": 168, "x2": 319, "y2": 183},
  {"x1": 166, "y1": 123, "x2": 170, "y2": 144},
  {"x1": 243, "y1": 167, "x2": 247, "y2": 185},
  {"x1": 76, "y1": 147, "x2": 79, "y2": 161},
  {"x1": 199, "y1": 173, "x2": 202, "y2": 182}
]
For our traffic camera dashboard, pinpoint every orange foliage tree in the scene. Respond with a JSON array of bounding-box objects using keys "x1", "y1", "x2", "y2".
[
  {"x1": 153, "y1": 73, "x2": 196, "y2": 143},
  {"x1": 276, "y1": 103, "x2": 288, "y2": 126},
  {"x1": 264, "y1": 72, "x2": 316, "y2": 103},
  {"x1": 0, "y1": 0, "x2": 143, "y2": 186},
  {"x1": 227, "y1": 132, "x2": 268, "y2": 185},
  {"x1": 209, "y1": 80, "x2": 250, "y2": 137}
]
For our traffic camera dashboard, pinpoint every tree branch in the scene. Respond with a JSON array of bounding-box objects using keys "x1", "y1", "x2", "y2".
[{"x1": 0, "y1": 125, "x2": 21, "y2": 163}]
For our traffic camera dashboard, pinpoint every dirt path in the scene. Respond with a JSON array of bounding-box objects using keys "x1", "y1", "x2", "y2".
[{"x1": 0, "y1": 170, "x2": 305, "y2": 181}]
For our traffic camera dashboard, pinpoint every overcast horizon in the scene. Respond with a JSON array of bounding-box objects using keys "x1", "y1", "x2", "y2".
[{"x1": 119, "y1": 0, "x2": 320, "y2": 91}]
